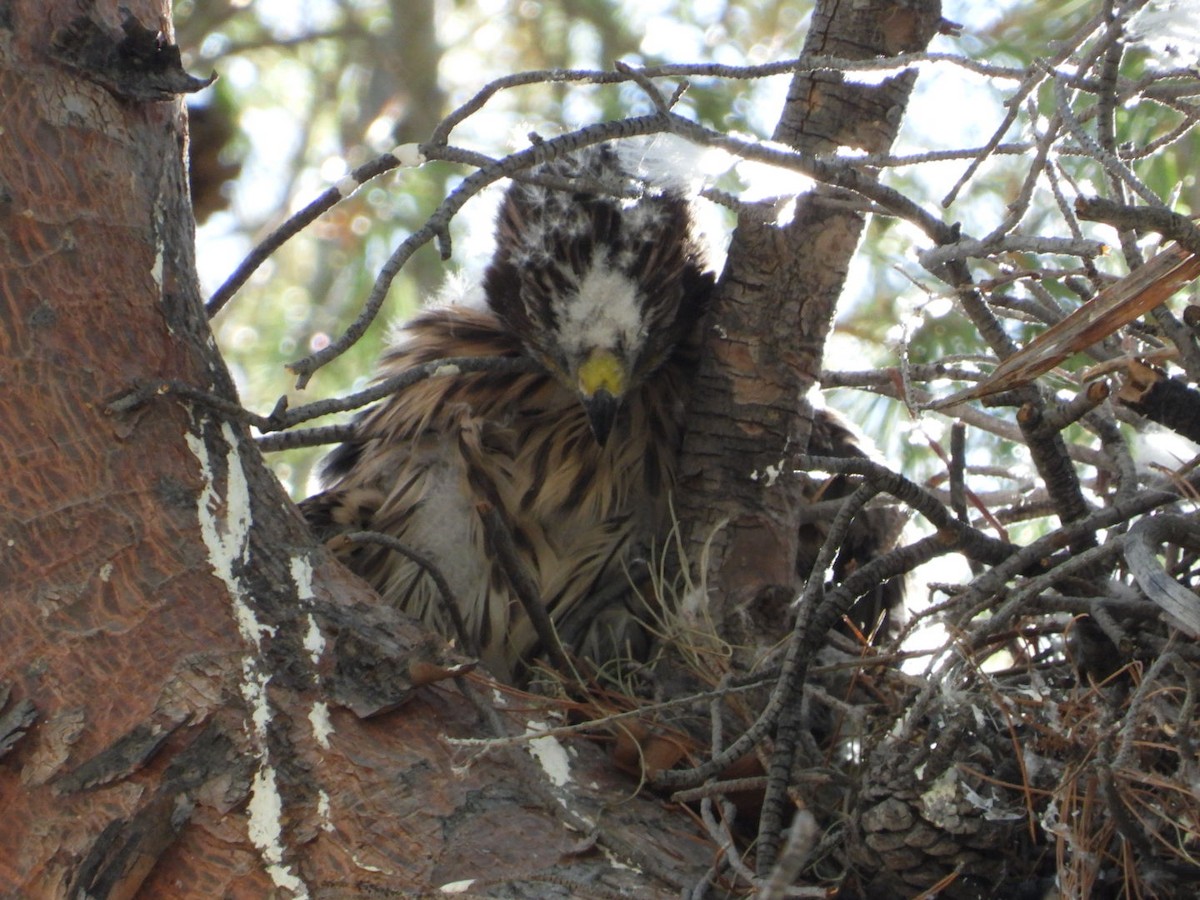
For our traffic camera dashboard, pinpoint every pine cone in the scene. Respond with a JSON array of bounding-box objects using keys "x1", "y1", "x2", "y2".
[{"x1": 844, "y1": 697, "x2": 1039, "y2": 899}]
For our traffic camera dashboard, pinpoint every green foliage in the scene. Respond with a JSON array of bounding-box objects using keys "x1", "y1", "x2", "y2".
[
  {"x1": 180, "y1": 0, "x2": 822, "y2": 496},
  {"x1": 179, "y1": 0, "x2": 1200, "y2": 521}
]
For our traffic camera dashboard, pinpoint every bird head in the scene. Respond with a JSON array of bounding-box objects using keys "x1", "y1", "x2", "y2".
[{"x1": 483, "y1": 143, "x2": 714, "y2": 445}]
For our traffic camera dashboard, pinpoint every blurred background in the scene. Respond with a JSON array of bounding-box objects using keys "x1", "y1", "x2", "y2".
[{"x1": 176, "y1": 0, "x2": 1199, "y2": 529}]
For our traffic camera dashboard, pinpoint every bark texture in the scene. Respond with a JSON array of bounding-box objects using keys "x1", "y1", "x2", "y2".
[
  {"x1": 0, "y1": 2, "x2": 713, "y2": 897},
  {"x1": 676, "y1": 0, "x2": 945, "y2": 632}
]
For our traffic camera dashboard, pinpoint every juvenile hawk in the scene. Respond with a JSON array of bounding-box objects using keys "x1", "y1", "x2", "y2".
[{"x1": 304, "y1": 144, "x2": 715, "y2": 683}]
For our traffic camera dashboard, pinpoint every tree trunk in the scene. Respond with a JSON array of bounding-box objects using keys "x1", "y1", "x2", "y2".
[
  {"x1": 0, "y1": 2, "x2": 711, "y2": 897},
  {"x1": 676, "y1": 0, "x2": 946, "y2": 635}
]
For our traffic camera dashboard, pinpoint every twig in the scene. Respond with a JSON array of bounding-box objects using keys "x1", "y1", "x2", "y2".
[
  {"x1": 256, "y1": 424, "x2": 355, "y2": 453},
  {"x1": 1124, "y1": 514, "x2": 1200, "y2": 637},
  {"x1": 940, "y1": 7, "x2": 1110, "y2": 206},
  {"x1": 288, "y1": 116, "x2": 676, "y2": 386},
  {"x1": 1040, "y1": 381, "x2": 1110, "y2": 432},
  {"x1": 447, "y1": 674, "x2": 773, "y2": 753},
  {"x1": 1052, "y1": 72, "x2": 1160, "y2": 206},
  {"x1": 917, "y1": 235, "x2": 1106, "y2": 270},
  {"x1": 478, "y1": 503, "x2": 571, "y2": 674},
  {"x1": 341, "y1": 531, "x2": 474, "y2": 655},
  {"x1": 758, "y1": 810, "x2": 821, "y2": 900},
  {"x1": 756, "y1": 482, "x2": 879, "y2": 874},
  {"x1": 949, "y1": 422, "x2": 969, "y2": 524},
  {"x1": 206, "y1": 150, "x2": 416, "y2": 317},
  {"x1": 947, "y1": 483, "x2": 1192, "y2": 637},
  {"x1": 1016, "y1": 400, "x2": 1095, "y2": 533},
  {"x1": 109, "y1": 356, "x2": 541, "y2": 434},
  {"x1": 798, "y1": 455, "x2": 1016, "y2": 566}
]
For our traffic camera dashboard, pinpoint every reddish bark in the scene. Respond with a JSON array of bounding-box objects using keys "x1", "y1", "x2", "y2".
[{"x1": 0, "y1": 2, "x2": 710, "y2": 897}]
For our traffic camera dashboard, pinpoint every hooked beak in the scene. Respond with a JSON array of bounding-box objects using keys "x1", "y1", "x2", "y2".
[
  {"x1": 583, "y1": 389, "x2": 619, "y2": 446},
  {"x1": 576, "y1": 348, "x2": 628, "y2": 447}
]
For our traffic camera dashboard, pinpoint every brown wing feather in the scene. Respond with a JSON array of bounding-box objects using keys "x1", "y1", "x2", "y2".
[{"x1": 307, "y1": 305, "x2": 693, "y2": 682}]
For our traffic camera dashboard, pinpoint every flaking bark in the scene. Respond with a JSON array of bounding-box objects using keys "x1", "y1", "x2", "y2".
[{"x1": 0, "y1": 2, "x2": 715, "y2": 896}]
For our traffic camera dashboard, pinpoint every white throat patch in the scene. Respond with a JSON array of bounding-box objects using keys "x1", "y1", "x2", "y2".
[{"x1": 557, "y1": 263, "x2": 644, "y2": 360}]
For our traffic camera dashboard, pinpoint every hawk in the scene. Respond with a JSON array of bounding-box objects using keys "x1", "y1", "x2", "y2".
[{"x1": 303, "y1": 144, "x2": 715, "y2": 683}]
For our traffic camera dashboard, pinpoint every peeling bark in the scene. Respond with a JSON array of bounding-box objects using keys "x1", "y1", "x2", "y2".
[
  {"x1": 0, "y1": 2, "x2": 717, "y2": 896},
  {"x1": 1118, "y1": 359, "x2": 1200, "y2": 444}
]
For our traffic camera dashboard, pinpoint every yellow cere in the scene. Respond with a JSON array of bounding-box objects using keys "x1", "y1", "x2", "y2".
[{"x1": 576, "y1": 348, "x2": 627, "y2": 398}]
